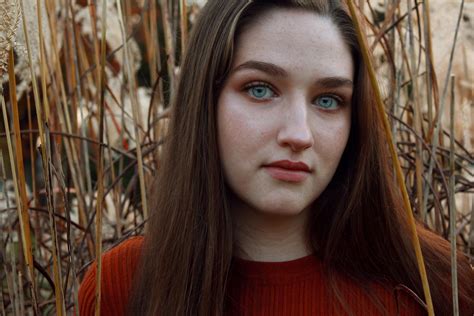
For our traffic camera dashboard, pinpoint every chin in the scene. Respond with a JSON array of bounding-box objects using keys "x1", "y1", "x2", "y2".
[{"x1": 254, "y1": 200, "x2": 309, "y2": 217}]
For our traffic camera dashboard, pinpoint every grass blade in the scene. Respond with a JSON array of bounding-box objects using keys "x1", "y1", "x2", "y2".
[
  {"x1": 94, "y1": 0, "x2": 109, "y2": 314},
  {"x1": 449, "y1": 75, "x2": 459, "y2": 316}
]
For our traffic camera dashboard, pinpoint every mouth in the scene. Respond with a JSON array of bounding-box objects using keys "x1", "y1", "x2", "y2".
[{"x1": 263, "y1": 160, "x2": 311, "y2": 183}]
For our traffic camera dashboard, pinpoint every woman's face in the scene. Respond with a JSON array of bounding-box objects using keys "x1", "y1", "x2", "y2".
[{"x1": 217, "y1": 8, "x2": 354, "y2": 217}]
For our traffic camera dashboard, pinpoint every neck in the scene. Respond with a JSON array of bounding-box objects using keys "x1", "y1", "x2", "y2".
[{"x1": 231, "y1": 201, "x2": 312, "y2": 262}]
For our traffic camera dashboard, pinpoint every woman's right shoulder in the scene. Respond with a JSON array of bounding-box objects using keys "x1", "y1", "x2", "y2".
[{"x1": 78, "y1": 236, "x2": 145, "y2": 316}]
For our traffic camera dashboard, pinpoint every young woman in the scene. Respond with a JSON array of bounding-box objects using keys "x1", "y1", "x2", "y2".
[{"x1": 78, "y1": 0, "x2": 474, "y2": 315}]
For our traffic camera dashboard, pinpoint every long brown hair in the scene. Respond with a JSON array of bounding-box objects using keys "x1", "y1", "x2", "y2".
[{"x1": 128, "y1": 0, "x2": 474, "y2": 315}]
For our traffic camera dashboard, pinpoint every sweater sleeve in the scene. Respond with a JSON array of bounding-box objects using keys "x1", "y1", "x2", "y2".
[{"x1": 78, "y1": 236, "x2": 144, "y2": 316}]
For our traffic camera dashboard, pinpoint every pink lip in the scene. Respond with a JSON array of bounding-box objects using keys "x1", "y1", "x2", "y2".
[{"x1": 263, "y1": 160, "x2": 311, "y2": 183}]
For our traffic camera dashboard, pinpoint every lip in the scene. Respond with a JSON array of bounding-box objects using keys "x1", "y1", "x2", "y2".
[{"x1": 263, "y1": 160, "x2": 311, "y2": 183}]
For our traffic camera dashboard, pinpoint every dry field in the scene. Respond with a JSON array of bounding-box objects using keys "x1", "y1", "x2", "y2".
[{"x1": 0, "y1": 0, "x2": 472, "y2": 315}]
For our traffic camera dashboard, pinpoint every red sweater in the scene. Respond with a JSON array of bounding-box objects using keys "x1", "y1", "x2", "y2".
[{"x1": 78, "y1": 236, "x2": 426, "y2": 315}]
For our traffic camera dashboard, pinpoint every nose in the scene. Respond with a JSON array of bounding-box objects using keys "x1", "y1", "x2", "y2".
[{"x1": 276, "y1": 98, "x2": 314, "y2": 152}]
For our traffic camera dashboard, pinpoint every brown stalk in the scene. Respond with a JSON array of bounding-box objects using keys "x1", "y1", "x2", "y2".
[
  {"x1": 36, "y1": 0, "x2": 50, "y2": 122},
  {"x1": 0, "y1": 246, "x2": 5, "y2": 316},
  {"x1": 94, "y1": 0, "x2": 109, "y2": 314},
  {"x1": 449, "y1": 75, "x2": 459, "y2": 316},
  {"x1": 150, "y1": 1, "x2": 165, "y2": 163},
  {"x1": 161, "y1": 0, "x2": 176, "y2": 94},
  {"x1": 86, "y1": 1, "x2": 104, "y2": 254},
  {"x1": 421, "y1": 0, "x2": 435, "y2": 127},
  {"x1": 1, "y1": 211, "x2": 17, "y2": 315},
  {"x1": 17, "y1": 271, "x2": 24, "y2": 316},
  {"x1": 104, "y1": 116, "x2": 122, "y2": 238},
  {"x1": 142, "y1": 5, "x2": 155, "y2": 84},
  {"x1": 0, "y1": 94, "x2": 20, "y2": 316},
  {"x1": 345, "y1": 1, "x2": 434, "y2": 315},
  {"x1": 406, "y1": 0, "x2": 425, "y2": 220},
  {"x1": 149, "y1": 0, "x2": 160, "y2": 85},
  {"x1": 180, "y1": 0, "x2": 188, "y2": 59},
  {"x1": 6, "y1": 47, "x2": 40, "y2": 315},
  {"x1": 0, "y1": 262, "x2": 5, "y2": 316},
  {"x1": 10, "y1": 242, "x2": 19, "y2": 316}
]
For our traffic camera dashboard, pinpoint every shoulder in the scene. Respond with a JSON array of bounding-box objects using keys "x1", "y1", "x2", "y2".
[{"x1": 78, "y1": 236, "x2": 145, "y2": 316}]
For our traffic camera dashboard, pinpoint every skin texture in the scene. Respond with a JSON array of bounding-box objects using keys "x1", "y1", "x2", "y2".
[{"x1": 217, "y1": 8, "x2": 354, "y2": 261}]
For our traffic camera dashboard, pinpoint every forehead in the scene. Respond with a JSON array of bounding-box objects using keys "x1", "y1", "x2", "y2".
[{"x1": 233, "y1": 8, "x2": 354, "y2": 80}]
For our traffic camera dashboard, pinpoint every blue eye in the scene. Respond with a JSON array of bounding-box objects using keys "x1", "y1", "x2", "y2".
[
  {"x1": 246, "y1": 85, "x2": 275, "y2": 100},
  {"x1": 315, "y1": 95, "x2": 340, "y2": 109}
]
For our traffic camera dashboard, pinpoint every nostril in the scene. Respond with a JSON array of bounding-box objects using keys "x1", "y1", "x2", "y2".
[{"x1": 277, "y1": 127, "x2": 314, "y2": 152}]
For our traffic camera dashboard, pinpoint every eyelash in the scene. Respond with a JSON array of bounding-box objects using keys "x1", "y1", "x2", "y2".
[
  {"x1": 242, "y1": 81, "x2": 347, "y2": 108},
  {"x1": 243, "y1": 81, "x2": 276, "y2": 96},
  {"x1": 318, "y1": 94, "x2": 345, "y2": 106}
]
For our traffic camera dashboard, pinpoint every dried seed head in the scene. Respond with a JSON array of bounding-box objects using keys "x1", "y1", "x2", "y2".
[{"x1": 0, "y1": 0, "x2": 21, "y2": 78}]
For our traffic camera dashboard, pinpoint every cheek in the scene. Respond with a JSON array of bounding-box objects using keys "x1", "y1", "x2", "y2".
[
  {"x1": 217, "y1": 95, "x2": 273, "y2": 156},
  {"x1": 218, "y1": 108, "x2": 249, "y2": 159},
  {"x1": 217, "y1": 95, "x2": 250, "y2": 177},
  {"x1": 314, "y1": 112, "x2": 351, "y2": 162}
]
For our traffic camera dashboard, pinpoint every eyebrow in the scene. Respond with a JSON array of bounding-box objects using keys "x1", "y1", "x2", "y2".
[
  {"x1": 232, "y1": 60, "x2": 288, "y2": 77},
  {"x1": 231, "y1": 60, "x2": 353, "y2": 88}
]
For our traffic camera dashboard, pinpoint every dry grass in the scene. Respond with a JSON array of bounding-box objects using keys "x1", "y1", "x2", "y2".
[{"x1": 0, "y1": 0, "x2": 472, "y2": 315}]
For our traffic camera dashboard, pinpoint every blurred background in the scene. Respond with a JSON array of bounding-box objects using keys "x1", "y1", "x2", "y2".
[{"x1": 0, "y1": 0, "x2": 472, "y2": 315}]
